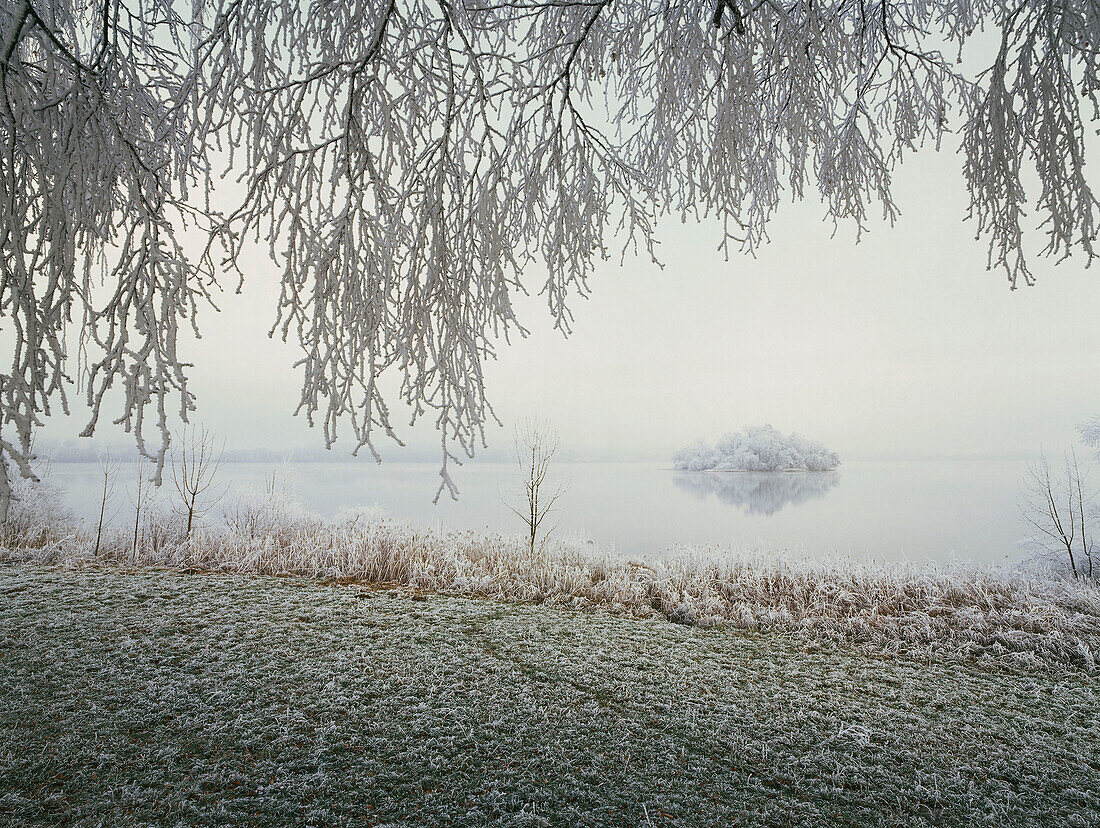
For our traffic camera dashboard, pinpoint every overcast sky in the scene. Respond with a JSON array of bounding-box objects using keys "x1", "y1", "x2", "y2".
[{"x1": 41, "y1": 142, "x2": 1100, "y2": 464}]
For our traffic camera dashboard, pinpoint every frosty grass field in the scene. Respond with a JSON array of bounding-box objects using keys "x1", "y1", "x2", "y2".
[{"x1": 2, "y1": 565, "x2": 1099, "y2": 827}]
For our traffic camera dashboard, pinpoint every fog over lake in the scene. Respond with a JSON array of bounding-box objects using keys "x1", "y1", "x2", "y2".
[
  {"x1": 29, "y1": 144, "x2": 1100, "y2": 570},
  {"x1": 49, "y1": 458, "x2": 1028, "y2": 564}
]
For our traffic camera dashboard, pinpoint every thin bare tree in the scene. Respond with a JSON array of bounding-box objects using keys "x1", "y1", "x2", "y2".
[
  {"x1": 129, "y1": 460, "x2": 152, "y2": 558},
  {"x1": 1021, "y1": 449, "x2": 1095, "y2": 582},
  {"x1": 93, "y1": 450, "x2": 119, "y2": 558},
  {"x1": 172, "y1": 427, "x2": 225, "y2": 537},
  {"x1": 506, "y1": 419, "x2": 567, "y2": 555}
]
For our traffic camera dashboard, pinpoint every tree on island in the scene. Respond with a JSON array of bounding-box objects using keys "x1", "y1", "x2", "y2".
[
  {"x1": 1080, "y1": 417, "x2": 1100, "y2": 453},
  {"x1": 2, "y1": 1, "x2": 1098, "y2": 517},
  {"x1": 673, "y1": 426, "x2": 840, "y2": 472}
]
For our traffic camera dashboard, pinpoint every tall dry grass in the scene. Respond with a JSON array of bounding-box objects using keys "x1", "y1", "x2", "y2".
[{"x1": 3, "y1": 475, "x2": 1099, "y2": 671}]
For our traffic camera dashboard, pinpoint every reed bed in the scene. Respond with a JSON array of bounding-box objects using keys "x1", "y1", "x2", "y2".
[{"x1": 3, "y1": 476, "x2": 1099, "y2": 671}]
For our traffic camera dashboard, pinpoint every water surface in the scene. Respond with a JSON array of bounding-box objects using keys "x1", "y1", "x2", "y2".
[{"x1": 46, "y1": 459, "x2": 1030, "y2": 564}]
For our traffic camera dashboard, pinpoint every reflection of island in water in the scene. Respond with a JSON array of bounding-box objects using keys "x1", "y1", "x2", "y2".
[{"x1": 672, "y1": 471, "x2": 839, "y2": 516}]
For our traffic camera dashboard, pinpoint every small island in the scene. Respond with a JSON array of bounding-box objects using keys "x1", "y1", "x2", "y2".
[{"x1": 673, "y1": 425, "x2": 840, "y2": 472}]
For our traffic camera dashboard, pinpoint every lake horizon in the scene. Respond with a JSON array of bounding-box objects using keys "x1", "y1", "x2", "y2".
[{"x1": 46, "y1": 457, "x2": 1035, "y2": 566}]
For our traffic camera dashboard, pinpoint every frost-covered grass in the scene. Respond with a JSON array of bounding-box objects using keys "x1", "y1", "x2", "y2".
[
  {"x1": 1, "y1": 565, "x2": 1098, "y2": 827},
  {"x1": 4, "y1": 475, "x2": 1100, "y2": 672}
]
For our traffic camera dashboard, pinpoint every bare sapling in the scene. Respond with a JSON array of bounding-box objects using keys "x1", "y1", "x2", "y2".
[
  {"x1": 130, "y1": 461, "x2": 152, "y2": 558},
  {"x1": 505, "y1": 419, "x2": 567, "y2": 555},
  {"x1": 0, "y1": 454, "x2": 9, "y2": 527},
  {"x1": 172, "y1": 427, "x2": 225, "y2": 537},
  {"x1": 1021, "y1": 449, "x2": 1095, "y2": 582},
  {"x1": 94, "y1": 451, "x2": 120, "y2": 558}
]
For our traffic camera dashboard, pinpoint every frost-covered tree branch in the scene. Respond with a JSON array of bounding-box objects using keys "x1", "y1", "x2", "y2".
[
  {"x1": 0, "y1": 0, "x2": 220, "y2": 520},
  {"x1": 2, "y1": 0, "x2": 1099, "y2": 514}
]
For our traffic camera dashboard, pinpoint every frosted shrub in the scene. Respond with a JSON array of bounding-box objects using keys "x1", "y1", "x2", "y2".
[
  {"x1": 674, "y1": 426, "x2": 840, "y2": 472},
  {"x1": 0, "y1": 475, "x2": 77, "y2": 558},
  {"x1": 224, "y1": 478, "x2": 317, "y2": 542}
]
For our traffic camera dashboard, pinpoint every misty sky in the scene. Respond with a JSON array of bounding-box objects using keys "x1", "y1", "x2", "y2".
[{"x1": 41, "y1": 143, "x2": 1100, "y2": 464}]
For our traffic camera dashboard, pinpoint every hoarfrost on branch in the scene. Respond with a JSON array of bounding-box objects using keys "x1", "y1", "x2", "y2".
[{"x1": 1, "y1": 0, "x2": 1098, "y2": 513}]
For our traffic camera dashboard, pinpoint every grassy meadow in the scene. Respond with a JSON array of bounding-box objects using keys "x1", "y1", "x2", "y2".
[{"x1": 2, "y1": 565, "x2": 1098, "y2": 826}]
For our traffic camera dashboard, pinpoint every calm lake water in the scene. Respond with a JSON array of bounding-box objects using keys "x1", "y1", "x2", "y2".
[{"x1": 46, "y1": 459, "x2": 1032, "y2": 564}]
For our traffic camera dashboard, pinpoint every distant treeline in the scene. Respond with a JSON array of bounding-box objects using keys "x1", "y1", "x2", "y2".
[
  {"x1": 38, "y1": 442, "x2": 423, "y2": 464},
  {"x1": 37, "y1": 442, "x2": 395, "y2": 464},
  {"x1": 38, "y1": 440, "x2": 658, "y2": 464}
]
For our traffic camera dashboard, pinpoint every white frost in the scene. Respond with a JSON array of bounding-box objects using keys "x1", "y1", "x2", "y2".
[{"x1": 673, "y1": 426, "x2": 840, "y2": 472}]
